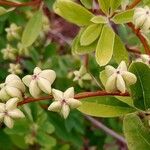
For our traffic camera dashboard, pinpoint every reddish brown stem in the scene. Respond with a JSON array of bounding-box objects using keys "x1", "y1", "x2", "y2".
[
  {"x1": 83, "y1": 54, "x2": 89, "y2": 68},
  {"x1": 127, "y1": 23, "x2": 150, "y2": 55},
  {"x1": 126, "y1": 46, "x2": 141, "y2": 55},
  {"x1": 127, "y1": 0, "x2": 141, "y2": 9},
  {"x1": 126, "y1": 0, "x2": 150, "y2": 55},
  {"x1": 18, "y1": 91, "x2": 130, "y2": 106},
  {"x1": 75, "y1": 91, "x2": 129, "y2": 99},
  {"x1": 0, "y1": 0, "x2": 41, "y2": 7}
]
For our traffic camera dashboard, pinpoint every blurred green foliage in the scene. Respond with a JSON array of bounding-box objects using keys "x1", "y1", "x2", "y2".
[{"x1": 0, "y1": 0, "x2": 144, "y2": 149}]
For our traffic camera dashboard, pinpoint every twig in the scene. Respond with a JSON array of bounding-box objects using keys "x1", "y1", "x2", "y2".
[
  {"x1": 49, "y1": 30, "x2": 71, "y2": 45},
  {"x1": 83, "y1": 54, "x2": 89, "y2": 68},
  {"x1": 85, "y1": 115, "x2": 127, "y2": 144},
  {"x1": 125, "y1": 0, "x2": 150, "y2": 55},
  {"x1": 127, "y1": 0, "x2": 141, "y2": 9},
  {"x1": 126, "y1": 45, "x2": 141, "y2": 55},
  {"x1": 18, "y1": 91, "x2": 130, "y2": 106},
  {"x1": 127, "y1": 23, "x2": 150, "y2": 55},
  {"x1": 0, "y1": 0, "x2": 41, "y2": 7},
  {"x1": 89, "y1": 73, "x2": 103, "y2": 88}
]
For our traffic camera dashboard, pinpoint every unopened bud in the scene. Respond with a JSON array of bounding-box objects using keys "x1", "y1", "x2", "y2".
[
  {"x1": 1, "y1": 44, "x2": 17, "y2": 61},
  {"x1": 8, "y1": 63, "x2": 22, "y2": 75},
  {"x1": 5, "y1": 23, "x2": 22, "y2": 41}
]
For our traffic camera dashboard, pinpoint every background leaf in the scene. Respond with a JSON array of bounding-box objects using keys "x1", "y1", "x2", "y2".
[
  {"x1": 22, "y1": 10, "x2": 43, "y2": 47},
  {"x1": 36, "y1": 131, "x2": 56, "y2": 149}
]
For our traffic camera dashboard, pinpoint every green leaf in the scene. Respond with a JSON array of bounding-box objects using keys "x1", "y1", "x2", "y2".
[
  {"x1": 59, "y1": 144, "x2": 70, "y2": 150},
  {"x1": 98, "y1": 0, "x2": 110, "y2": 14},
  {"x1": 4, "y1": 119, "x2": 29, "y2": 136},
  {"x1": 123, "y1": 114, "x2": 150, "y2": 150},
  {"x1": 72, "y1": 28, "x2": 97, "y2": 54},
  {"x1": 78, "y1": 96, "x2": 135, "y2": 117},
  {"x1": 112, "y1": 9, "x2": 134, "y2": 24},
  {"x1": 0, "y1": 7, "x2": 14, "y2": 16},
  {"x1": 80, "y1": 0, "x2": 93, "y2": 9},
  {"x1": 30, "y1": 48, "x2": 40, "y2": 63},
  {"x1": 41, "y1": 122, "x2": 55, "y2": 134},
  {"x1": 144, "y1": 0, "x2": 150, "y2": 6},
  {"x1": 22, "y1": 60, "x2": 36, "y2": 73},
  {"x1": 115, "y1": 96, "x2": 134, "y2": 106},
  {"x1": 0, "y1": 130, "x2": 13, "y2": 150},
  {"x1": 113, "y1": 35, "x2": 129, "y2": 64},
  {"x1": 36, "y1": 131, "x2": 56, "y2": 148},
  {"x1": 54, "y1": 0, "x2": 94, "y2": 26},
  {"x1": 90, "y1": 16, "x2": 107, "y2": 24},
  {"x1": 0, "y1": 7, "x2": 7, "y2": 15},
  {"x1": 99, "y1": 70, "x2": 107, "y2": 87},
  {"x1": 80, "y1": 24, "x2": 102, "y2": 46},
  {"x1": 9, "y1": 134, "x2": 28, "y2": 149},
  {"x1": 22, "y1": 10, "x2": 43, "y2": 47},
  {"x1": 110, "y1": 0, "x2": 121, "y2": 12},
  {"x1": 48, "y1": 113, "x2": 83, "y2": 147},
  {"x1": 44, "y1": 43, "x2": 57, "y2": 59},
  {"x1": 96, "y1": 25, "x2": 115, "y2": 66},
  {"x1": 129, "y1": 62, "x2": 150, "y2": 110}
]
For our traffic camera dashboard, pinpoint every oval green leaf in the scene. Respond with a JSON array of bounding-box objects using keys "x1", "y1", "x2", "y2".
[
  {"x1": 90, "y1": 16, "x2": 107, "y2": 24},
  {"x1": 98, "y1": 0, "x2": 110, "y2": 14},
  {"x1": 99, "y1": 70, "x2": 107, "y2": 87},
  {"x1": 96, "y1": 25, "x2": 115, "y2": 66},
  {"x1": 22, "y1": 10, "x2": 43, "y2": 47},
  {"x1": 113, "y1": 35, "x2": 129, "y2": 64},
  {"x1": 54, "y1": 0, "x2": 94, "y2": 26},
  {"x1": 129, "y1": 62, "x2": 150, "y2": 110},
  {"x1": 72, "y1": 28, "x2": 97, "y2": 55},
  {"x1": 123, "y1": 114, "x2": 150, "y2": 150},
  {"x1": 78, "y1": 96, "x2": 135, "y2": 117},
  {"x1": 80, "y1": 24, "x2": 102, "y2": 46},
  {"x1": 80, "y1": 0, "x2": 93, "y2": 9},
  {"x1": 110, "y1": 0, "x2": 121, "y2": 13},
  {"x1": 112, "y1": 9, "x2": 134, "y2": 24},
  {"x1": 0, "y1": 7, "x2": 15, "y2": 16}
]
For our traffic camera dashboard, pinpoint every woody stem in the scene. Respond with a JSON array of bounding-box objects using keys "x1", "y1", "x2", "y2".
[
  {"x1": 0, "y1": 0, "x2": 42, "y2": 7},
  {"x1": 127, "y1": 0, "x2": 141, "y2": 9},
  {"x1": 18, "y1": 91, "x2": 129, "y2": 106},
  {"x1": 126, "y1": 0, "x2": 150, "y2": 55}
]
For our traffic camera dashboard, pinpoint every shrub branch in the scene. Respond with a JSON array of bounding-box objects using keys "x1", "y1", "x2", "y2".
[
  {"x1": 126, "y1": 0, "x2": 150, "y2": 55},
  {"x1": 0, "y1": 0, "x2": 41, "y2": 7},
  {"x1": 85, "y1": 115, "x2": 127, "y2": 145},
  {"x1": 18, "y1": 91, "x2": 130, "y2": 106},
  {"x1": 127, "y1": 0, "x2": 141, "y2": 9}
]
